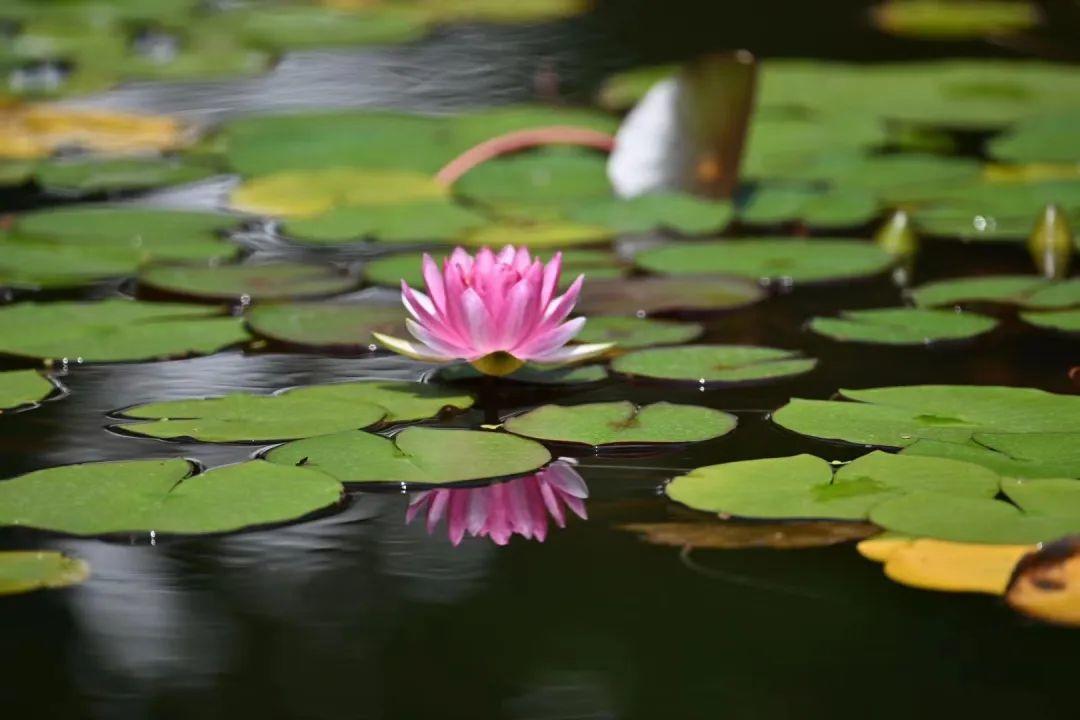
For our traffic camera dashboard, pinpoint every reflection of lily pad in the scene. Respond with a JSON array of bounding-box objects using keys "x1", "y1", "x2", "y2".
[
  {"x1": 245, "y1": 302, "x2": 405, "y2": 351},
  {"x1": 139, "y1": 262, "x2": 358, "y2": 302},
  {"x1": 870, "y1": 483, "x2": 1080, "y2": 545},
  {"x1": 34, "y1": 156, "x2": 217, "y2": 194},
  {"x1": 14, "y1": 205, "x2": 236, "y2": 262},
  {"x1": 773, "y1": 385, "x2": 1080, "y2": 448},
  {"x1": 1021, "y1": 308, "x2": 1080, "y2": 333},
  {"x1": 809, "y1": 307, "x2": 998, "y2": 345},
  {"x1": 578, "y1": 277, "x2": 764, "y2": 316},
  {"x1": 904, "y1": 432, "x2": 1080, "y2": 479},
  {"x1": 667, "y1": 451, "x2": 999, "y2": 520},
  {"x1": 566, "y1": 193, "x2": 735, "y2": 235},
  {"x1": 0, "y1": 300, "x2": 249, "y2": 362},
  {"x1": 231, "y1": 168, "x2": 447, "y2": 217},
  {"x1": 266, "y1": 427, "x2": 551, "y2": 486},
  {"x1": 574, "y1": 316, "x2": 703, "y2": 349},
  {"x1": 435, "y1": 362, "x2": 607, "y2": 385},
  {"x1": 0, "y1": 459, "x2": 344, "y2": 536},
  {"x1": 635, "y1": 238, "x2": 894, "y2": 284},
  {"x1": 282, "y1": 200, "x2": 489, "y2": 244},
  {"x1": 505, "y1": 400, "x2": 736, "y2": 447},
  {"x1": 115, "y1": 380, "x2": 471, "y2": 442},
  {"x1": 0, "y1": 370, "x2": 56, "y2": 410},
  {"x1": 0, "y1": 551, "x2": 89, "y2": 596},
  {"x1": 613, "y1": 345, "x2": 816, "y2": 385}
]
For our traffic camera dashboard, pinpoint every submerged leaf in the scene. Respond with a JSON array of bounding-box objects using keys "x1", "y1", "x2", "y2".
[{"x1": 622, "y1": 520, "x2": 877, "y2": 549}]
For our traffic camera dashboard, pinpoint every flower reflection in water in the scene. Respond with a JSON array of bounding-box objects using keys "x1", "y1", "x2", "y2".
[{"x1": 406, "y1": 461, "x2": 588, "y2": 546}]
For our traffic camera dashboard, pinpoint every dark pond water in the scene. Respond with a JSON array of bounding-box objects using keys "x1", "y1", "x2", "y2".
[{"x1": 2, "y1": 3, "x2": 1079, "y2": 718}]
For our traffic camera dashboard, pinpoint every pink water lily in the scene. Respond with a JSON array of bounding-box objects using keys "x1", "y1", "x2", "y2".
[
  {"x1": 406, "y1": 461, "x2": 589, "y2": 546},
  {"x1": 373, "y1": 246, "x2": 612, "y2": 376}
]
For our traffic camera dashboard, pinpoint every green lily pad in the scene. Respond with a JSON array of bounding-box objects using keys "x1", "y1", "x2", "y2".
[
  {"x1": 33, "y1": 156, "x2": 217, "y2": 194},
  {"x1": 13, "y1": 205, "x2": 237, "y2": 263},
  {"x1": 455, "y1": 148, "x2": 612, "y2": 214},
  {"x1": 0, "y1": 551, "x2": 89, "y2": 595},
  {"x1": 434, "y1": 362, "x2": 607, "y2": 385},
  {"x1": 911, "y1": 180, "x2": 1080, "y2": 241},
  {"x1": 0, "y1": 235, "x2": 144, "y2": 289},
  {"x1": 115, "y1": 380, "x2": 473, "y2": 442},
  {"x1": 504, "y1": 401, "x2": 736, "y2": 447},
  {"x1": 1025, "y1": 279, "x2": 1080, "y2": 309},
  {"x1": 909, "y1": 275, "x2": 1050, "y2": 307},
  {"x1": 139, "y1": 262, "x2": 359, "y2": 302},
  {"x1": 612, "y1": 345, "x2": 816, "y2": 385},
  {"x1": 222, "y1": 111, "x2": 445, "y2": 177},
  {"x1": 869, "y1": 487, "x2": 1080, "y2": 545},
  {"x1": 245, "y1": 302, "x2": 405, "y2": 351},
  {"x1": 872, "y1": 0, "x2": 1040, "y2": 39},
  {"x1": 231, "y1": 5, "x2": 428, "y2": 50},
  {"x1": 597, "y1": 64, "x2": 676, "y2": 111},
  {"x1": 738, "y1": 185, "x2": 879, "y2": 228},
  {"x1": 0, "y1": 160, "x2": 36, "y2": 185},
  {"x1": 990, "y1": 111, "x2": 1080, "y2": 163},
  {"x1": 635, "y1": 238, "x2": 894, "y2": 284},
  {"x1": 281, "y1": 199, "x2": 489, "y2": 244},
  {"x1": 809, "y1": 307, "x2": 998, "y2": 345},
  {"x1": 266, "y1": 427, "x2": 551, "y2": 486},
  {"x1": 667, "y1": 451, "x2": 1000, "y2": 520},
  {"x1": 565, "y1": 193, "x2": 735, "y2": 235},
  {"x1": 0, "y1": 370, "x2": 56, "y2": 410},
  {"x1": 773, "y1": 385, "x2": 1080, "y2": 449},
  {"x1": 770, "y1": 153, "x2": 983, "y2": 201},
  {"x1": 0, "y1": 458, "x2": 344, "y2": 536},
  {"x1": 414, "y1": 0, "x2": 588, "y2": 23},
  {"x1": 578, "y1": 276, "x2": 765, "y2": 316},
  {"x1": 574, "y1": 316, "x2": 703, "y2": 349},
  {"x1": 0, "y1": 299, "x2": 249, "y2": 362},
  {"x1": 1021, "y1": 308, "x2": 1080, "y2": 333},
  {"x1": 903, "y1": 432, "x2": 1080, "y2": 479},
  {"x1": 462, "y1": 221, "x2": 611, "y2": 249}
]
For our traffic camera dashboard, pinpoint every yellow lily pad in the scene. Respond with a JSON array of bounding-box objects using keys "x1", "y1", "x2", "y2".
[
  {"x1": 230, "y1": 168, "x2": 447, "y2": 217},
  {"x1": 0, "y1": 103, "x2": 187, "y2": 160},
  {"x1": 859, "y1": 535, "x2": 1034, "y2": 594}
]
